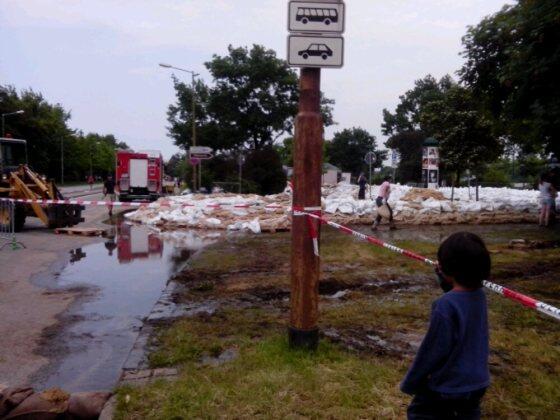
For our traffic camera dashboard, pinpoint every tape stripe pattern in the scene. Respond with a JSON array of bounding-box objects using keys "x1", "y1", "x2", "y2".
[{"x1": 299, "y1": 210, "x2": 560, "y2": 323}]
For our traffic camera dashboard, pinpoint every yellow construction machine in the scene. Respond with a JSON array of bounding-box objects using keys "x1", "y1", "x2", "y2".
[{"x1": 0, "y1": 137, "x2": 84, "y2": 231}]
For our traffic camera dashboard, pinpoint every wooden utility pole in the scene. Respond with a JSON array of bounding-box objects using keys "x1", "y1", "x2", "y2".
[{"x1": 290, "y1": 67, "x2": 323, "y2": 350}]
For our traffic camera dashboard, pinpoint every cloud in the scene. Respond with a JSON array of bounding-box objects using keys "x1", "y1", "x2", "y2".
[{"x1": 0, "y1": 0, "x2": 513, "y2": 158}]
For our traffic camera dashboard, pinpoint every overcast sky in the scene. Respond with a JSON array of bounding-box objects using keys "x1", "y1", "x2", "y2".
[{"x1": 0, "y1": 0, "x2": 511, "y2": 159}]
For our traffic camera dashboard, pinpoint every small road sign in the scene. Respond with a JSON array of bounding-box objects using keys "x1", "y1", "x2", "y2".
[
  {"x1": 189, "y1": 153, "x2": 212, "y2": 160},
  {"x1": 288, "y1": 1, "x2": 345, "y2": 34},
  {"x1": 364, "y1": 151, "x2": 376, "y2": 165},
  {"x1": 288, "y1": 35, "x2": 343, "y2": 68},
  {"x1": 189, "y1": 157, "x2": 201, "y2": 166},
  {"x1": 190, "y1": 146, "x2": 213, "y2": 155}
]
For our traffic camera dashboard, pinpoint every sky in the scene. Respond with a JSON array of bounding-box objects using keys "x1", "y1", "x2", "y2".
[{"x1": 0, "y1": 0, "x2": 512, "y2": 159}]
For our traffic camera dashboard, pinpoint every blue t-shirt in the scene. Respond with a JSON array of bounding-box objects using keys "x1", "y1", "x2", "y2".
[{"x1": 401, "y1": 288, "x2": 490, "y2": 395}]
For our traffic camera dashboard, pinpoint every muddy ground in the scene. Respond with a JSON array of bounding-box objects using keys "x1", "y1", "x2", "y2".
[{"x1": 116, "y1": 224, "x2": 560, "y2": 419}]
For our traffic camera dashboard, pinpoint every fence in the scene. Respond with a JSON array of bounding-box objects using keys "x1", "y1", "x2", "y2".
[{"x1": 0, "y1": 200, "x2": 25, "y2": 251}]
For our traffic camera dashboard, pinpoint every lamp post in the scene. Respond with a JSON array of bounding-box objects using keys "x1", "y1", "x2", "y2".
[
  {"x1": 61, "y1": 138, "x2": 64, "y2": 185},
  {"x1": 1, "y1": 110, "x2": 24, "y2": 137},
  {"x1": 159, "y1": 63, "x2": 199, "y2": 191}
]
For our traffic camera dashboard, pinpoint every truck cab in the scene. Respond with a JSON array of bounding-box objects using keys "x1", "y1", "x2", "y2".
[{"x1": 116, "y1": 150, "x2": 163, "y2": 202}]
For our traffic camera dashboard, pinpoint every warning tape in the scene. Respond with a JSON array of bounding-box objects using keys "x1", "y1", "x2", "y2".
[
  {"x1": 0, "y1": 197, "x2": 287, "y2": 210},
  {"x1": 295, "y1": 210, "x2": 560, "y2": 322}
]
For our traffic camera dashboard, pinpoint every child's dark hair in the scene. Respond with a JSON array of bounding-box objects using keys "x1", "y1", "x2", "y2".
[{"x1": 437, "y1": 232, "x2": 491, "y2": 289}]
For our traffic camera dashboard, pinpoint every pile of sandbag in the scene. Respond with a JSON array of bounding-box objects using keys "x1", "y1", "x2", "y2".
[
  {"x1": 124, "y1": 183, "x2": 542, "y2": 233},
  {"x1": 0, "y1": 385, "x2": 111, "y2": 419}
]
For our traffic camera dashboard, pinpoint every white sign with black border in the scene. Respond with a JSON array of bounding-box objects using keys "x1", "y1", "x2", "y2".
[
  {"x1": 288, "y1": 35, "x2": 344, "y2": 68},
  {"x1": 288, "y1": 1, "x2": 345, "y2": 34}
]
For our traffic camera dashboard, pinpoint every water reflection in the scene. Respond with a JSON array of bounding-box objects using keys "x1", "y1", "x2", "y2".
[
  {"x1": 114, "y1": 222, "x2": 164, "y2": 263},
  {"x1": 33, "y1": 221, "x2": 224, "y2": 392}
]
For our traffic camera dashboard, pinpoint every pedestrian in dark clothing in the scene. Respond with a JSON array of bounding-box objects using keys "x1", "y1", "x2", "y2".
[
  {"x1": 358, "y1": 173, "x2": 367, "y2": 200},
  {"x1": 104, "y1": 175, "x2": 116, "y2": 216},
  {"x1": 401, "y1": 232, "x2": 491, "y2": 420}
]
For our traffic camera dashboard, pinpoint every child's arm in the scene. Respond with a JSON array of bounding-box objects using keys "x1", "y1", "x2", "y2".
[{"x1": 400, "y1": 306, "x2": 454, "y2": 395}]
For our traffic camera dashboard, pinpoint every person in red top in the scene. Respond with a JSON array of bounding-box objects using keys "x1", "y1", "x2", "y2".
[{"x1": 372, "y1": 175, "x2": 396, "y2": 231}]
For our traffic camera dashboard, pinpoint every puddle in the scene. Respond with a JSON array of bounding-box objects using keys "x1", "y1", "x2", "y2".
[
  {"x1": 31, "y1": 221, "x2": 224, "y2": 392},
  {"x1": 354, "y1": 223, "x2": 560, "y2": 244}
]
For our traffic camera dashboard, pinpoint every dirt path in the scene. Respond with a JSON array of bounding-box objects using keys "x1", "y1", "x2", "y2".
[{"x1": 0, "y1": 196, "x2": 111, "y2": 387}]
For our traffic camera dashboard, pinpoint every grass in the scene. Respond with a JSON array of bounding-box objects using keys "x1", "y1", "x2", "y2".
[
  {"x1": 118, "y1": 334, "x2": 407, "y2": 419},
  {"x1": 116, "y1": 224, "x2": 560, "y2": 419}
]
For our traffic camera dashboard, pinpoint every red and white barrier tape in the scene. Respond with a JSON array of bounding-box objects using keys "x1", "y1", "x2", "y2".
[
  {"x1": 295, "y1": 210, "x2": 560, "y2": 322},
  {"x1": 0, "y1": 197, "x2": 286, "y2": 211}
]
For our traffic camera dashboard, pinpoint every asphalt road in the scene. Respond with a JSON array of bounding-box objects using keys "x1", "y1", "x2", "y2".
[{"x1": 0, "y1": 191, "x2": 114, "y2": 387}]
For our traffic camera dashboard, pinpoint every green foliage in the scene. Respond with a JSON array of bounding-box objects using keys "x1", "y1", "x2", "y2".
[
  {"x1": 480, "y1": 161, "x2": 512, "y2": 186},
  {"x1": 167, "y1": 44, "x2": 335, "y2": 153},
  {"x1": 0, "y1": 85, "x2": 126, "y2": 182},
  {"x1": 382, "y1": 75, "x2": 454, "y2": 183},
  {"x1": 420, "y1": 85, "x2": 502, "y2": 179},
  {"x1": 385, "y1": 131, "x2": 424, "y2": 184},
  {"x1": 243, "y1": 146, "x2": 287, "y2": 195},
  {"x1": 382, "y1": 75, "x2": 454, "y2": 136},
  {"x1": 327, "y1": 127, "x2": 383, "y2": 176},
  {"x1": 460, "y1": 0, "x2": 560, "y2": 155}
]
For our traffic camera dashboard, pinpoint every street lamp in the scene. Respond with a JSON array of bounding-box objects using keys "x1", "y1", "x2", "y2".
[
  {"x1": 159, "y1": 63, "x2": 199, "y2": 191},
  {"x1": 1, "y1": 110, "x2": 24, "y2": 137}
]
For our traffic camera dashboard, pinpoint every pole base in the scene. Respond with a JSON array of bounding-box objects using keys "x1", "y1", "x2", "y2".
[{"x1": 288, "y1": 327, "x2": 319, "y2": 350}]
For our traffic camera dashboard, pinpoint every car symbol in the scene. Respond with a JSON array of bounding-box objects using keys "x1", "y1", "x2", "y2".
[{"x1": 298, "y1": 44, "x2": 333, "y2": 60}]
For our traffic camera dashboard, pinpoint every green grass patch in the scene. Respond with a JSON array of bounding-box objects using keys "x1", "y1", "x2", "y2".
[{"x1": 117, "y1": 335, "x2": 407, "y2": 419}]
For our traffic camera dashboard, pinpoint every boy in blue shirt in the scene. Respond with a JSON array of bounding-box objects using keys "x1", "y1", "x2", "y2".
[{"x1": 401, "y1": 232, "x2": 491, "y2": 419}]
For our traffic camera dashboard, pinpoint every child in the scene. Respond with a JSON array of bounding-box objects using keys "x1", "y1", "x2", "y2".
[{"x1": 401, "y1": 232, "x2": 491, "y2": 419}]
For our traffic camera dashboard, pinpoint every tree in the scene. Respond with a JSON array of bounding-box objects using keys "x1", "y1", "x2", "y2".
[
  {"x1": 167, "y1": 44, "x2": 335, "y2": 153},
  {"x1": 385, "y1": 131, "x2": 424, "y2": 183},
  {"x1": 0, "y1": 85, "x2": 127, "y2": 182},
  {"x1": 460, "y1": 0, "x2": 560, "y2": 155},
  {"x1": 327, "y1": 127, "x2": 382, "y2": 176},
  {"x1": 381, "y1": 75, "x2": 454, "y2": 183},
  {"x1": 382, "y1": 75, "x2": 454, "y2": 136},
  {"x1": 420, "y1": 85, "x2": 502, "y2": 182},
  {"x1": 242, "y1": 146, "x2": 287, "y2": 195}
]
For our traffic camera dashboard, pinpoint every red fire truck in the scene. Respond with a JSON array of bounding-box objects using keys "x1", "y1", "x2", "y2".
[{"x1": 116, "y1": 150, "x2": 163, "y2": 202}]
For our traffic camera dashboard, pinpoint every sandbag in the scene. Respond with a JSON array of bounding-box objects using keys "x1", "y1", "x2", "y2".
[
  {"x1": 0, "y1": 387, "x2": 35, "y2": 418},
  {"x1": 3, "y1": 388, "x2": 69, "y2": 420},
  {"x1": 67, "y1": 392, "x2": 112, "y2": 420},
  {"x1": 377, "y1": 204, "x2": 391, "y2": 219}
]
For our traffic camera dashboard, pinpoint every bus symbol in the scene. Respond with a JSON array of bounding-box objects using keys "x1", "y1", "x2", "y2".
[{"x1": 296, "y1": 7, "x2": 339, "y2": 25}]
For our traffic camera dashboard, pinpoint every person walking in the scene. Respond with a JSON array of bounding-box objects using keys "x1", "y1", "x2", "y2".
[
  {"x1": 539, "y1": 173, "x2": 555, "y2": 227},
  {"x1": 358, "y1": 173, "x2": 367, "y2": 200},
  {"x1": 372, "y1": 175, "x2": 395, "y2": 230},
  {"x1": 87, "y1": 174, "x2": 95, "y2": 190},
  {"x1": 401, "y1": 232, "x2": 491, "y2": 419},
  {"x1": 103, "y1": 175, "x2": 116, "y2": 217}
]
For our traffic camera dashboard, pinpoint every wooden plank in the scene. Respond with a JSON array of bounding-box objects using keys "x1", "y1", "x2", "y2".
[{"x1": 55, "y1": 227, "x2": 105, "y2": 237}]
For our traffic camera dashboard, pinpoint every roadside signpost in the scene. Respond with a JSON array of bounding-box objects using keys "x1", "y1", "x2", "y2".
[
  {"x1": 364, "y1": 151, "x2": 376, "y2": 199},
  {"x1": 288, "y1": 35, "x2": 344, "y2": 68},
  {"x1": 189, "y1": 146, "x2": 213, "y2": 160},
  {"x1": 288, "y1": 1, "x2": 345, "y2": 33},
  {"x1": 189, "y1": 146, "x2": 213, "y2": 192},
  {"x1": 288, "y1": 0, "x2": 345, "y2": 350}
]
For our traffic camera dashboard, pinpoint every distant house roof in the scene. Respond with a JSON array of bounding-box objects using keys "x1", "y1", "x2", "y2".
[{"x1": 323, "y1": 162, "x2": 340, "y2": 172}]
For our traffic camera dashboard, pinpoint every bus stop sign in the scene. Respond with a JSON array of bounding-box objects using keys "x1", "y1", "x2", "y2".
[{"x1": 288, "y1": 1, "x2": 345, "y2": 33}]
